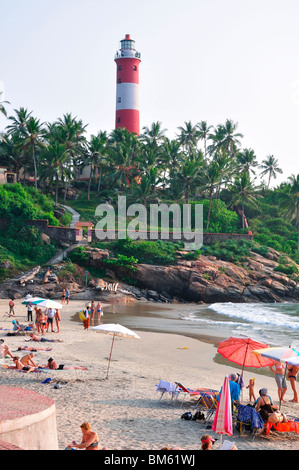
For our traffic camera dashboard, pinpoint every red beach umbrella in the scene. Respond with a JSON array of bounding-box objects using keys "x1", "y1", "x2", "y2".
[
  {"x1": 217, "y1": 337, "x2": 275, "y2": 376},
  {"x1": 212, "y1": 376, "x2": 233, "y2": 442}
]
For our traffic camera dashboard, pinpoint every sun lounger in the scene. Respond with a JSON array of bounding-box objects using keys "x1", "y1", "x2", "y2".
[
  {"x1": 174, "y1": 382, "x2": 218, "y2": 408},
  {"x1": 197, "y1": 391, "x2": 219, "y2": 423},
  {"x1": 156, "y1": 380, "x2": 178, "y2": 402}
]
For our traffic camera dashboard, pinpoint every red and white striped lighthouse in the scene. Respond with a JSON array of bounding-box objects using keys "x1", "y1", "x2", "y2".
[{"x1": 114, "y1": 34, "x2": 141, "y2": 135}]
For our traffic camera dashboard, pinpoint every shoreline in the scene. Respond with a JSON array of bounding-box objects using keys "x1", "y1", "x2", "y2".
[{"x1": 1, "y1": 298, "x2": 299, "y2": 450}]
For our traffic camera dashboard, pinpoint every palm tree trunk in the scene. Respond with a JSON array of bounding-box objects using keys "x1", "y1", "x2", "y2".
[
  {"x1": 242, "y1": 200, "x2": 245, "y2": 229},
  {"x1": 55, "y1": 180, "x2": 59, "y2": 205},
  {"x1": 97, "y1": 167, "x2": 102, "y2": 192},
  {"x1": 32, "y1": 146, "x2": 38, "y2": 189},
  {"x1": 206, "y1": 189, "x2": 213, "y2": 230},
  {"x1": 88, "y1": 165, "x2": 93, "y2": 201}
]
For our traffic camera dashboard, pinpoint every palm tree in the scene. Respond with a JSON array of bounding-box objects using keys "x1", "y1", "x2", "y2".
[
  {"x1": 141, "y1": 121, "x2": 167, "y2": 149},
  {"x1": 39, "y1": 143, "x2": 72, "y2": 204},
  {"x1": 0, "y1": 131, "x2": 26, "y2": 179},
  {"x1": 21, "y1": 116, "x2": 46, "y2": 189},
  {"x1": 280, "y1": 174, "x2": 299, "y2": 251},
  {"x1": 208, "y1": 119, "x2": 243, "y2": 159},
  {"x1": 259, "y1": 155, "x2": 283, "y2": 188},
  {"x1": 229, "y1": 171, "x2": 259, "y2": 229},
  {"x1": 84, "y1": 131, "x2": 108, "y2": 200},
  {"x1": 177, "y1": 121, "x2": 200, "y2": 155},
  {"x1": 0, "y1": 91, "x2": 10, "y2": 117},
  {"x1": 236, "y1": 148, "x2": 259, "y2": 176},
  {"x1": 200, "y1": 157, "x2": 227, "y2": 230},
  {"x1": 197, "y1": 121, "x2": 213, "y2": 158}
]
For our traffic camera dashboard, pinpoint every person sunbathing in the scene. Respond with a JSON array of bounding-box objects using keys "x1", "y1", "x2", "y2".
[
  {"x1": 20, "y1": 353, "x2": 39, "y2": 369},
  {"x1": 12, "y1": 356, "x2": 35, "y2": 373},
  {"x1": 25, "y1": 333, "x2": 63, "y2": 343},
  {"x1": 44, "y1": 357, "x2": 88, "y2": 370}
]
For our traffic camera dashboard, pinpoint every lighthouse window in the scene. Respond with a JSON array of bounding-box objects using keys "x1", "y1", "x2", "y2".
[
  {"x1": 117, "y1": 97, "x2": 121, "y2": 103},
  {"x1": 133, "y1": 66, "x2": 137, "y2": 71},
  {"x1": 118, "y1": 78, "x2": 122, "y2": 83},
  {"x1": 118, "y1": 65, "x2": 122, "y2": 71},
  {"x1": 117, "y1": 118, "x2": 121, "y2": 123}
]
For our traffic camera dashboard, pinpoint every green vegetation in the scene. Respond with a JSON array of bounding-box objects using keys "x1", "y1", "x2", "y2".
[
  {"x1": 1, "y1": 104, "x2": 299, "y2": 274},
  {"x1": 0, "y1": 223, "x2": 57, "y2": 281}
]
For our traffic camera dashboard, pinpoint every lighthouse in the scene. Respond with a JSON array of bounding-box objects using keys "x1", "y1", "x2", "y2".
[{"x1": 114, "y1": 34, "x2": 141, "y2": 135}]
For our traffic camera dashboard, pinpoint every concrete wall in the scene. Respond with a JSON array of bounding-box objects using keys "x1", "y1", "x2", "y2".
[{"x1": 0, "y1": 403, "x2": 58, "y2": 450}]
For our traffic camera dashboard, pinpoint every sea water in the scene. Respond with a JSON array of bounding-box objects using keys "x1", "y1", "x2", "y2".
[{"x1": 102, "y1": 301, "x2": 299, "y2": 350}]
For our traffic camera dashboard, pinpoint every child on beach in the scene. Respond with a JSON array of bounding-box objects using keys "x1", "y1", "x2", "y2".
[{"x1": 246, "y1": 378, "x2": 256, "y2": 402}]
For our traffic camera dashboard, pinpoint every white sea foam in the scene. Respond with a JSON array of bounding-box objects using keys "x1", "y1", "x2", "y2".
[{"x1": 208, "y1": 302, "x2": 299, "y2": 331}]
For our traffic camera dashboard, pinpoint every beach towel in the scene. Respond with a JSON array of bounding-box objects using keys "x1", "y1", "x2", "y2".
[
  {"x1": 236, "y1": 404, "x2": 264, "y2": 432},
  {"x1": 265, "y1": 420, "x2": 299, "y2": 436}
]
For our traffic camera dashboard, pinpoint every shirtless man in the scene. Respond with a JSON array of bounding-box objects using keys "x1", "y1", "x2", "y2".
[
  {"x1": 25, "y1": 333, "x2": 63, "y2": 343},
  {"x1": 20, "y1": 353, "x2": 38, "y2": 368},
  {"x1": 12, "y1": 356, "x2": 35, "y2": 373}
]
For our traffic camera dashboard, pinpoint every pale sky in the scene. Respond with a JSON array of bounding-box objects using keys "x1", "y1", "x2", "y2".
[{"x1": 1, "y1": 0, "x2": 299, "y2": 185}]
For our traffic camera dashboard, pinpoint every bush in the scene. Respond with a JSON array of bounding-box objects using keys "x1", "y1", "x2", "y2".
[
  {"x1": 112, "y1": 238, "x2": 179, "y2": 265},
  {"x1": 103, "y1": 254, "x2": 138, "y2": 271},
  {"x1": 0, "y1": 183, "x2": 58, "y2": 224}
]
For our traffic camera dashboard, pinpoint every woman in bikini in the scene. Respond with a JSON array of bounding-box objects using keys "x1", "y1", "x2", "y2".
[
  {"x1": 71, "y1": 422, "x2": 100, "y2": 450},
  {"x1": 287, "y1": 364, "x2": 299, "y2": 403},
  {"x1": 256, "y1": 388, "x2": 287, "y2": 425}
]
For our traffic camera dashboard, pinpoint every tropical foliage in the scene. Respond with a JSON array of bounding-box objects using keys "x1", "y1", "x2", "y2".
[{"x1": 1, "y1": 103, "x2": 299, "y2": 262}]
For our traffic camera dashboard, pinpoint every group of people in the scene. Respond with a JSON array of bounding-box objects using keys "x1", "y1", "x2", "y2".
[
  {"x1": 28, "y1": 304, "x2": 61, "y2": 334},
  {"x1": 82, "y1": 300, "x2": 103, "y2": 330}
]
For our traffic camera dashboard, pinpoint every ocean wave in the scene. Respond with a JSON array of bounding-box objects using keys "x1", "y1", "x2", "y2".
[{"x1": 207, "y1": 302, "x2": 299, "y2": 330}]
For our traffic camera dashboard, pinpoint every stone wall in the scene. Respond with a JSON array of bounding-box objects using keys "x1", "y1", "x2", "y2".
[{"x1": 0, "y1": 218, "x2": 253, "y2": 246}]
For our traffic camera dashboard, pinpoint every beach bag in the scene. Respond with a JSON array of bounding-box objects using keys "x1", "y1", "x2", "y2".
[
  {"x1": 192, "y1": 410, "x2": 205, "y2": 421},
  {"x1": 181, "y1": 412, "x2": 192, "y2": 420}
]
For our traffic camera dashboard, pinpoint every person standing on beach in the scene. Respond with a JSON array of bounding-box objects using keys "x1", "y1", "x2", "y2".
[
  {"x1": 8, "y1": 298, "x2": 15, "y2": 316},
  {"x1": 65, "y1": 288, "x2": 70, "y2": 305},
  {"x1": 90, "y1": 300, "x2": 96, "y2": 324},
  {"x1": 55, "y1": 308, "x2": 61, "y2": 333},
  {"x1": 46, "y1": 308, "x2": 55, "y2": 333},
  {"x1": 269, "y1": 361, "x2": 287, "y2": 402},
  {"x1": 287, "y1": 364, "x2": 299, "y2": 403},
  {"x1": 96, "y1": 301, "x2": 103, "y2": 323},
  {"x1": 27, "y1": 302, "x2": 33, "y2": 322},
  {"x1": 83, "y1": 306, "x2": 90, "y2": 330},
  {"x1": 61, "y1": 288, "x2": 66, "y2": 304}
]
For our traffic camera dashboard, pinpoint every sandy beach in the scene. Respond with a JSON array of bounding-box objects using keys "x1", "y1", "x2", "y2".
[{"x1": 1, "y1": 298, "x2": 299, "y2": 451}]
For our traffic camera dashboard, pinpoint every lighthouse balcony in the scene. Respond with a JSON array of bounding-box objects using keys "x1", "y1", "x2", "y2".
[{"x1": 115, "y1": 50, "x2": 141, "y2": 60}]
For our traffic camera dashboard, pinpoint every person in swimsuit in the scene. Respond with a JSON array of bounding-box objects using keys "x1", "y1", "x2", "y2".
[
  {"x1": 71, "y1": 422, "x2": 100, "y2": 450},
  {"x1": 269, "y1": 361, "x2": 287, "y2": 402},
  {"x1": 61, "y1": 288, "x2": 66, "y2": 304},
  {"x1": 255, "y1": 388, "x2": 276, "y2": 422},
  {"x1": 287, "y1": 364, "x2": 299, "y2": 403},
  {"x1": 255, "y1": 388, "x2": 287, "y2": 425},
  {"x1": 45, "y1": 358, "x2": 88, "y2": 370},
  {"x1": 12, "y1": 356, "x2": 35, "y2": 373}
]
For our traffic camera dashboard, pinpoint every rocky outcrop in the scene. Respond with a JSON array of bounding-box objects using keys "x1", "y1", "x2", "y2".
[{"x1": 109, "y1": 248, "x2": 299, "y2": 303}]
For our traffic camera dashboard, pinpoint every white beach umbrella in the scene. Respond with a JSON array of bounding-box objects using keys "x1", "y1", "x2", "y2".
[
  {"x1": 30, "y1": 299, "x2": 63, "y2": 309},
  {"x1": 22, "y1": 297, "x2": 46, "y2": 305},
  {"x1": 90, "y1": 323, "x2": 140, "y2": 378}
]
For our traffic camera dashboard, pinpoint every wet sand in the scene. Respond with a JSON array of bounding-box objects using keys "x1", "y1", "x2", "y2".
[{"x1": 1, "y1": 298, "x2": 299, "y2": 451}]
